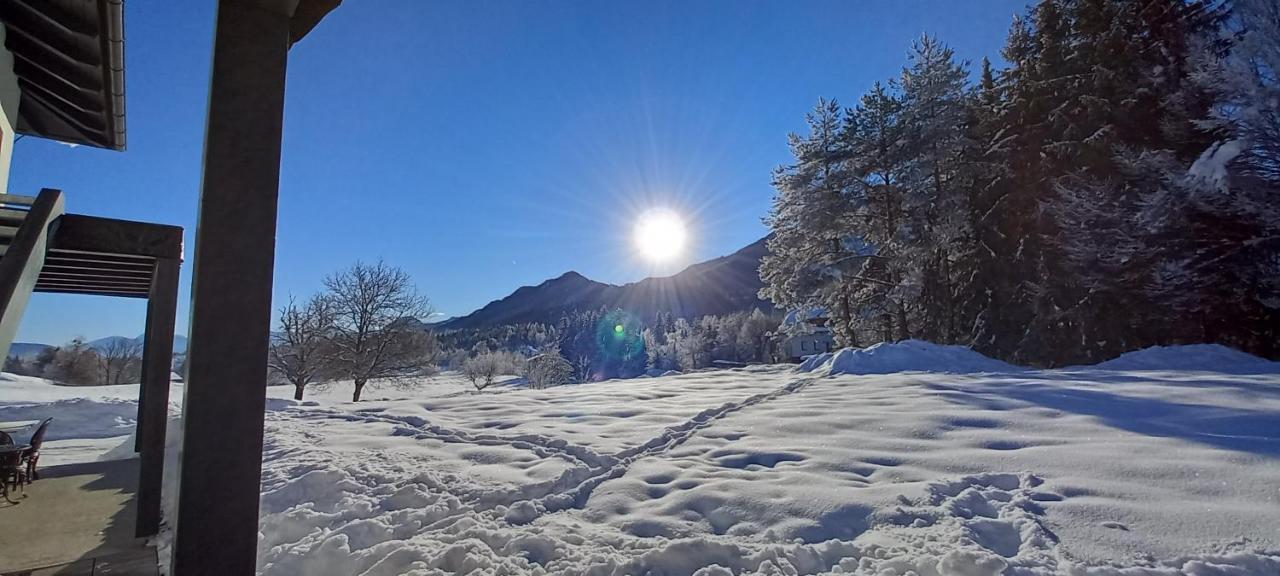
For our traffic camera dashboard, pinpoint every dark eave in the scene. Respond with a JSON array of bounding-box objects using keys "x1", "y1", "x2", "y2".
[
  {"x1": 291, "y1": 0, "x2": 342, "y2": 45},
  {"x1": 0, "y1": 0, "x2": 126, "y2": 151}
]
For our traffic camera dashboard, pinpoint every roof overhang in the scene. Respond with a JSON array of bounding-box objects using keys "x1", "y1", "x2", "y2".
[
  {"x1": 0, "y1": 0, "x2": 126, "y2": 151},
  {"x1": 0, "y1": 0, "x2": 338, "y2": 153},
  {"x1": 290, "y1": 0, "x2": 341, "y2": 45},
  {"x1": 36, "y1": 213, "x2": 183, "y2": 298}
]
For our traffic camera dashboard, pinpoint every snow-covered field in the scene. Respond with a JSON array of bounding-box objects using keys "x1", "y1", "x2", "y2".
[{"x1": 2, "y1": 343, "x2": 1279, "y2": 575}]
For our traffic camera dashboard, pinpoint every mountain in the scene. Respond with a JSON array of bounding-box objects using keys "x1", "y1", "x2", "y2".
[
  {"x1": 85, "y1": 334, "x2": 188, "y2": 354},
  {"x1": 436, "y1": 237, "x2": 772, "y2": 331},
  {"x1": 7, "y1": 342, "x2": 54, "y2": 361},
  {"x1": 6, "y1": 335, "x2": 188, "y2": 360}
]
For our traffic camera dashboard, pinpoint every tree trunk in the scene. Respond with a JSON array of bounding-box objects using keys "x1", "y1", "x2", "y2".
[
  {"x1": 352, "y1": 379, "x2": 366, "y2": 402},
  {"x1": 293, "y1": 383, "x2": 305, "y2": 401},
  {"x1": 840, "y1": 290, "x2": 858, "y2": 348},
  {"x1": 896, "y1": 303, "x2": 910, "y2": 342}
]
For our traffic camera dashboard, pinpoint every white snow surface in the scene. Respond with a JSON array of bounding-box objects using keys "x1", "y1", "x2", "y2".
[
  {"x1": 1087, "y1": 344, "x2": 1280, "y2": 374},
  {"x1": 798, "y1": 340, "x2": 1021, "y2": 375},
  {"x1": 3, "y1": 345, "x2": 1280, "y2": 575}
]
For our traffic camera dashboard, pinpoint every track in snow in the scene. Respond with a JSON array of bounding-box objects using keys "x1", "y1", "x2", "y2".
[{"x1": 279, "y1": 376, "x2": 818, "y2": 525}]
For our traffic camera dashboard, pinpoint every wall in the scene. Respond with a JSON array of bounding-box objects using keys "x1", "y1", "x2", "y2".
[{"x1": 0, "y1": 25, "x2": 18, "y2": 194}]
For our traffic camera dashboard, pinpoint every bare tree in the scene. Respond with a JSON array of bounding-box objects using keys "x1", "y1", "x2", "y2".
[
  {"x1": 323, "y1": 261, "x2": 436, "y2": 401},
  {"x1": 97, "y1": 338, "x2": 142, "y2": 385},
  {"x1": 46, "y1": 337, "x2": 100, "y2": 386},
  {"x1": 268, "y1": 295, "x2": 333, "y2": 400},
  {"x1": 524, "y1": 349, "x2": 573, "y2": 389},
  {"x1": 461, "y1": 351, "x2": 520, "y2": 392}
]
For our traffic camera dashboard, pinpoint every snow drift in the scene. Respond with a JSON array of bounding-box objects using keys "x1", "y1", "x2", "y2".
[
  {"x1": 1089, "y1": 343, "x2": 1280, "y2": 374},
  {"x1": 797, "y1": 339, "x2": 1020, "y2": 375}
]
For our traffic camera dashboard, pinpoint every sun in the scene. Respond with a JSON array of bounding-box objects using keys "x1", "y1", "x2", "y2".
[{"x1": 633, "y1": 208, "x2": 687, "y2": 263}]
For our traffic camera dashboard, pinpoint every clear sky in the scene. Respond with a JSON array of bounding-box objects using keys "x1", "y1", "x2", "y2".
[{"x1": 11, "y1": 0, "x2": 1028, "y2": 345}]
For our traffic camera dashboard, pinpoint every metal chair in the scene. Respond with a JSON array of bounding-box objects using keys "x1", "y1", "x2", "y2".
[
  {"x1": 1, "y1": 447, "x2": 25, "y2": 504},
  {"x1": 21, "y1": 418, "x2": 51, "y2": 483}
]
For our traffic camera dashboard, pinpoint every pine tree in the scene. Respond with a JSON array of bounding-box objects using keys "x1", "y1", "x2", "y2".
[
  {"x1": 1132, "y1": 0, "x2": 1280, "y2": 356},
  {"x1": 757, "y1": 0, "x2": 1276, "y2": 364},
  {"x1": 897, "y1": 35, "x2": 977, "y2": 344},
  {"x1": 760, "y1": 98, "x2": 860, "y2": 345},
  {"x1": 843, "y1": 82, "x2": 909, "y2": 342},
  {"x1": 1041, "y1": 0, "x2": 1227, "y2": 361}
]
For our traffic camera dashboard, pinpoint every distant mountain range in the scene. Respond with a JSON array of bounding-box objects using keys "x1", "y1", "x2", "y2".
[
  {"x1": 435, "y1": 237, "x2": 773, "y2": 331},
  {"x1": 6, "y1": 334, "x2": 189, "y2": 360},
  {"x1": 86, "y1": 334, "x2": 189, "y2": 355}
]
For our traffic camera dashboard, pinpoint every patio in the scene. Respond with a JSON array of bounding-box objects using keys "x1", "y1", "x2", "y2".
[{"x1": 0, "y1": 459, "x2": 156, "y2": 576}]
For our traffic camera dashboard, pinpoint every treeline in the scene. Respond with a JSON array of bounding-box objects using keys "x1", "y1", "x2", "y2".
[
  {"x1": 761, "y1": 0, "x2": 1279, "y2": 366},
  {"x1": 439, "y1": 308, "x2": 781, "y2": 383},
  {"x1": 4, "y1": 337, "x2": 147, "y2": 386}
]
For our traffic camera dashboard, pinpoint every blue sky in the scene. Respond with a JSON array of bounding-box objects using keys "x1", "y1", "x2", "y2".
[{"x1": 11, "y1": 0, "x2": 1027, "y2": 345}]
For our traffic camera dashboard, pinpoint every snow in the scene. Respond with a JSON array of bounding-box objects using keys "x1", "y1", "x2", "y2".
[
  {"x1": 1187, "y1": 139, "x2": 1247, "y2": 193},
  {"x1": 798, "y1": 340, "x2": 1021, "y2": 375},
  {"x1": 781, "y1": 307, "x2": 830, "y2": 327},
  {"x1": 0, "y1": 372, "x2": 496, "y2": 465},
  {"x1": 0, "y1": 373, "x2": 152, "y2": 465},
  {"x1": 3, "y1": 345, "x2": 1279, "y2": 575},
  {"x1": 1086, "y1": 344, "x2": 1280, "y2": 374}
]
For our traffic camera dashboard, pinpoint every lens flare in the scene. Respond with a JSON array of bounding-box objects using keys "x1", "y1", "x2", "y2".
[{"x1": 633, "y1": 208, "x2": 687, "y2": 262}]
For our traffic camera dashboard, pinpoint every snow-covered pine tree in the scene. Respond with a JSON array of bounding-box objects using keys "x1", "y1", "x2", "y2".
[
  {"x1": 760, "y1": 98, "x2": 861, "y2": 345},
  {"x1": 1042, "y1": 0, "x2": 1227, "y2": 362},
  {"x1": 978, "y1": 4, "x2": 1075, "y2": 364},
  {"x1": 897, "y1": 35, "x2": 978, "y2": 344},
  {"x1": 965, "y1": 57, "x2": 1014, "y2": 355},
  {"x1": 842, "y1": 82, "x2": 910, "y2": 343},
  {"x1": 1131, "y1": 0, "x2": 1280, "y2": 357}
]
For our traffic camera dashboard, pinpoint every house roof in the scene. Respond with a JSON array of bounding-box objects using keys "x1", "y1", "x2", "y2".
[{"x1": 0, "y1": 0, "x2": 126, "y2": 150}]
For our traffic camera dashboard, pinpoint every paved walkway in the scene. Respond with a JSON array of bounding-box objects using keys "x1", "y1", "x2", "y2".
[{"x1": 0, "y1": 459, "x2": 157, "y2": 575}]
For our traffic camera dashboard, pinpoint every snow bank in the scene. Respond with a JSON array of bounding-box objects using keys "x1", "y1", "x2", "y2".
[
  {"x1": 0, "y1": 396, "x2": 138, "y2": 441},
  {"x1": 798, "y1": 340, "x2": 1020, "y2": 375},
  {"x1": 1088, "y1": 344, "x2": 1280, "y2": 374}
]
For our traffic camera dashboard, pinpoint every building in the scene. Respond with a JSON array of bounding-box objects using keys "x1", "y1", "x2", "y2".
[
  {"x1": 778, "y1": 308, "x2": 835, "y2": 362},
  {"x1": 0, "y1": 1, "x2": 341, "y2": 574},
  {"x1": 0, "y1": 0, "x2": 183, "y2": 552}
]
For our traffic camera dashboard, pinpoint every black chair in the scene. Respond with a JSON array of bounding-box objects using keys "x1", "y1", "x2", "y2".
[
  {"x1": 21, "y1": 418, "x2": 51, "y2": 483},
  {"x1": 1, "y1": 446, "x2": 25, "y2": 504}
]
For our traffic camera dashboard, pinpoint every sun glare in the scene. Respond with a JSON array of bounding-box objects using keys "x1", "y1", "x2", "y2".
[{"x1": 633, "y1": 208, "x2": 687, "y2": 263}]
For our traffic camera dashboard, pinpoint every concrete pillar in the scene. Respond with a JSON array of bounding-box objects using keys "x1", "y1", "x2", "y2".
[
  {"x1": 173, "y1": 1, "x2": 294, "y2": 573},
  {"x1": 136, "y1": 257, "x2": 179, "y2": 537}
]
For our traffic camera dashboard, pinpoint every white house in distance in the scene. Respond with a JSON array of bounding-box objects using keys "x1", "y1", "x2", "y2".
[{"x1": 778, "y1": 307, "x2": 835, "y2": 362}]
